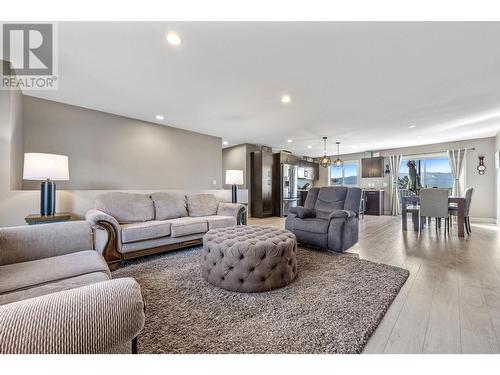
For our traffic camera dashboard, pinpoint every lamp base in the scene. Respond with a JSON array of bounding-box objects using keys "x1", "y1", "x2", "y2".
[
  {"x1": 40, "y1": 180, "x2": 56, "y2": 216},
  {"x1": 231, "y1": 184, "x2": 238, "y2": 204}
]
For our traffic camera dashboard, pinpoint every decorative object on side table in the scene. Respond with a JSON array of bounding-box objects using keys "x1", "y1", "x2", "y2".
[
  {"x1": 477, "y1": 156, "x2": 486, "y2": 175},
  {"x1": 25, "y1": 212, "x2": 72, "y2": 225},
  {"x1": 225, "y1": 169, "x2": 244, "y2": 203},
  {"x1": 23, "y1": 153, "x2": 70, "y2": 216}
]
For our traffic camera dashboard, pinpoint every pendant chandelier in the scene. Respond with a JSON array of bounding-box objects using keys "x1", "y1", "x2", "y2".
[
  {"x1": 333, "y1": 141, "x2": 343, "y2": 167},
  {"x1": 319, "y1": 137, "x2": 332, "y2": 168}
]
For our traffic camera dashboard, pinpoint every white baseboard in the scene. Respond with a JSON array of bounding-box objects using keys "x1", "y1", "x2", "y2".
[{"x1": 470, "y1": 217, "x2": 497, "y2": 224}]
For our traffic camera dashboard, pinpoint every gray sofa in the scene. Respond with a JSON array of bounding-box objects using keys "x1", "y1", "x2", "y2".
[
  {"x1": 285, "y1": 186, "x2": 362, "y2": 252},
  {"x1": 86, "y1": 192, "x2": 245, "y2": 266},
  {"x1": 0, "y1": 221, "x2": 145, "y2": 354}
]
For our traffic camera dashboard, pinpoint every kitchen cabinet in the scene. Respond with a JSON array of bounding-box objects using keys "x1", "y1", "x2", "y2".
[
  {"x1": 250, "y1": 150, "x2": 274, "y2": 218},
  {"x1": 361, "y1": 157, "x2": 384, "y2": 178},
  {"x1": 363, "y1": 190, "x2": 384, "y2": 215}
]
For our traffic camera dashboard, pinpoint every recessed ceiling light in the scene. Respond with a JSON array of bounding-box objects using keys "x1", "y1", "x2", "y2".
[
  {"x1": 307, "y1": 145, "x2": 312, "y2": 149},
  {"x1": 222, "y1": 141, "x2": 228, "y2": 146},
  {"x1": 281, "y1": 94, "x2": 291, "y2": 104},
  {"x1": 287, "y1": 139, "x2": 293, "y2": 143},
  {"x1": 155, "y1": 115, "x2": 164, "y2": 120},
  {"x1": 166, "y1": 32, "x2": 182, "y2": 46},
  {"x1": 409, "y1": 125, "x2": 416, "y2": 128}
]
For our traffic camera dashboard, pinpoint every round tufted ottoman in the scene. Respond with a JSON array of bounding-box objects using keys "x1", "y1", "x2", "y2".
[{"x1": 202, "y1": 225, "x2": 298, "y2": 292}]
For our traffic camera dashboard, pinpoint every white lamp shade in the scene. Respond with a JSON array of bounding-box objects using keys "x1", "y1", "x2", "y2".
[
  {"x1": 23, "y1": 153, "x2": 70, "y2": 181},
  {"x1": 225, "y1": 170, "x2": 244, "y2": 185}
]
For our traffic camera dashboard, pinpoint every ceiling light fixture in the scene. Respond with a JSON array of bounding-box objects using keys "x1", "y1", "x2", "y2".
[
  {"x1": 333, "y1": 142, "x2": 343, "y2": 167},
  {"x1": 307, "y1": 145, "x2": 312, "y2": 149},
  {"x1": 155, "y1": 115, "x2": 164, "y2": 120},
  {"x1": 222, "y1": 141, "x2": 228, "y2": 146},
  {"x1": 281, "y1": 94, "x2": 291, "y2": 104},
  {"x1": 287, "y1": 139, "x2": 293, "y2": 143},
  {"x1": 409, "y1": 125, "x2": 416, "y2": 129},
  {"x1": 319, "y1": 137, "x2": 332, "y2": 168},
  {"x1": 166, "y1": 32, "x2": 182, "y2": 46}
]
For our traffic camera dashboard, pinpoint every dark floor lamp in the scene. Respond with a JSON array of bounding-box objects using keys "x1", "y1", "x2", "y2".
[
  {"x1": 23, "y1": 153, "x2": 70, "y2": 216},
  {"x1": 225, "y1": 170, "x2": 244, "y2": 203}
]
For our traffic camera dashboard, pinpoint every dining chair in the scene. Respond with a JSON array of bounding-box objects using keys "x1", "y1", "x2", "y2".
[
  {"x1": 449, "y1": 187, "x2": 474, "y2": 235},
  {"x1": 419, "y1": 188, "x2": 450, "y2": 233}
]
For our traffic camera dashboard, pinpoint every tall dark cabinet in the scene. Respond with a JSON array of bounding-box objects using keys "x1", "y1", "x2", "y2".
[{"x1": 250, "y1": 150, "x2": 273, "y2": 218}]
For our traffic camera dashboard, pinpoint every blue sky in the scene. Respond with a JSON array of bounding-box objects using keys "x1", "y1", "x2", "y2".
[{"x1": 400, "y1": 157, "x2": 451, "y2": 174}]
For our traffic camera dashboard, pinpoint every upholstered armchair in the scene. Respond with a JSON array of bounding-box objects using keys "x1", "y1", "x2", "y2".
[{"x1": 285, "y1": 186, "x2": 363, "y2": 252}]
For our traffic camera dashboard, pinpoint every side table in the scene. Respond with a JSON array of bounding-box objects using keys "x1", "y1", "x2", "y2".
[{"x1": 25, "y1": 213, "x2": 73, "y2": 225}]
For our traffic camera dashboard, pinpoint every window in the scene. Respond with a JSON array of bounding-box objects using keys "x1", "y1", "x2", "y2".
[
  {"x1": 399, "y1": 155, "x2": 454, "y2": 189},
  {"x1": 330, "y1": 161, "x2": 359, "y2": 186}
]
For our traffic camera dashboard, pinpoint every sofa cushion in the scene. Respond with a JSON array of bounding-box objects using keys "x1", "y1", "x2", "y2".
[
  {"x1": 150, "y1": 192, "x2": 188, "y2": 220},
  {"x1": 196, "y1": 215, "x2": 236, "y2": 230},
  {"x1": 314, "y1": 187, "x2": 348, "y2": 219},
  {"x1": 164, "y1": 217, "x2": 208, "y2": 237},
  {"x1": 95, "y1": 192, "x2": 154, "y2": 224},
  {"x1": 120, "y1": 221, "x2": 171, "y2": 243},
  {"x1": 186, "y1": 194, "x2": 218, "y2": 217},
  {"x1": 293, "y1": 218, "x2": 330, "y2": 234},
  {"x1": 0, "y1": 250, "x2": 110, "y2": 295},
  {"x1": 0, "y1": 272, "x2": 110, "y2": 306}
]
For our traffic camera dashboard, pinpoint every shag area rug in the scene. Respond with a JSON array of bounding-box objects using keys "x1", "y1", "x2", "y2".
[{"x1": 113, "y1": 246, "x2": 409, "y2": 354}]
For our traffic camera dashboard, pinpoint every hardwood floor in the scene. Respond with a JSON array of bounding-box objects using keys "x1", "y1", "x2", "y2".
[{"x1": 247, "y1": 215, "x2": 500, "y2": 353}]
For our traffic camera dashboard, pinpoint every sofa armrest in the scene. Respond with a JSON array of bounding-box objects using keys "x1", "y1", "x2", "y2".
[
  {"x1": 217, "y1": 202, "x2": 246, "y2": 224},
  {"x1": 329, "y1": 210, "x2": 357, "y2": 220},
  {"x1": 289, "y1": 207, "x2": 316, "y2": 219},
  {"x1": 0, "y1": 278, "x2": 145, "y2": 354},
  {"x1": 85, "y1": 209, "x2": 123, "y2": 265},
  {"x1": 0, "y1": 221, "x2": 94, "y2": 266}
]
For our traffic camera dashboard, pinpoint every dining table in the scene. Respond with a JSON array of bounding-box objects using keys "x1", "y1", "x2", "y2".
[{"x1": 401, "y1": 195, "x2": 467, "y2": 237}]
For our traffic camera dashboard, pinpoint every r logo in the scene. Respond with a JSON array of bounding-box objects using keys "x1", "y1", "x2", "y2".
[{"x1": 2, "y1": 23, "x2": 53, "y2": 76}]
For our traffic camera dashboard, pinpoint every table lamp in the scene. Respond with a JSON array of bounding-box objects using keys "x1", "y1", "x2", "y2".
[
  {"x1": 23, "y1": 153, "x2": 70, "y2": 216},
  {"x1": 225, "y1": 170, "x2": 244, "y2": 203}
]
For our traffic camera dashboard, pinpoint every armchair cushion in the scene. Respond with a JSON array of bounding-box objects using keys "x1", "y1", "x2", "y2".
[
  {"x1": 0, "y1": 221, "x2": 93, "y2": 266},
  {"x1": 293, "y1": 218, "x2": 330, "y2": 234},
  {"x1": 187, "y1": 194, "x2": 218, "y2": 217},
  {"x1": 0, "y1": 250, "x2": 110, "y2": 296},
  {"x1": 329, "y1": 210, "x2": 356, "y2": 219},
  {"x1": 289, "y1": 206, "x2": 316, "y2": 219},
  {"x1": 94, "y1": 192, "x2": 154, "y2": 224},
  {"x1": 0, "y1": 278, "x2": 145, "y2": 354}
]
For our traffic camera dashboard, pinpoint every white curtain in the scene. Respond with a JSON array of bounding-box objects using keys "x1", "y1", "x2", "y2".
[
  {"x1": 389, "y1": 155, "x2": 402, "y2": 215},
  {"x1": 447, "y1": 149, "x2": 467, "y2": 196}
]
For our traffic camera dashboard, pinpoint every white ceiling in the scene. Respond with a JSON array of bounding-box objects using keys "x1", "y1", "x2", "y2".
[{"x1": 24, "y1": 22, "x2": 500, "y2": 157}]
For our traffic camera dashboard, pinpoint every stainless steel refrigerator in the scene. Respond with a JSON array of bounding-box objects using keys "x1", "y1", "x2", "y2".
[{"x1": 280, "y1": 164, "x2": 299, "y2": 216}]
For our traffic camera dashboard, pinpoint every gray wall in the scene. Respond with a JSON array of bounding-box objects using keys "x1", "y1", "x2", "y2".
[
  {"x1": 315, "y1": 137, "x2": 497, "y2": 220},
  {"x1": 22, "y1": 96, "x2": 223, "y2": 190},
  {"x1": 222, "y1": 144, "x2": 248, "y2": 189}
]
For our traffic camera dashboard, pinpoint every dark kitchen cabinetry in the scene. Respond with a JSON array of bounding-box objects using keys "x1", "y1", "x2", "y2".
[
  {"x1": 250, "y1": 150, "x2": 274, "y2": 218},
  {"x1": 361, "y1": 157, "x2": 384, "y2": 178},
  {"x1": 363, "y1": 190, "x2": 384, "y2": 216}
]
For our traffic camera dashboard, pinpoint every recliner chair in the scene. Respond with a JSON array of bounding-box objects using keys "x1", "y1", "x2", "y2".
[{"x1": 285, "y1": 186, "x2": 363, "y2": 252}]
